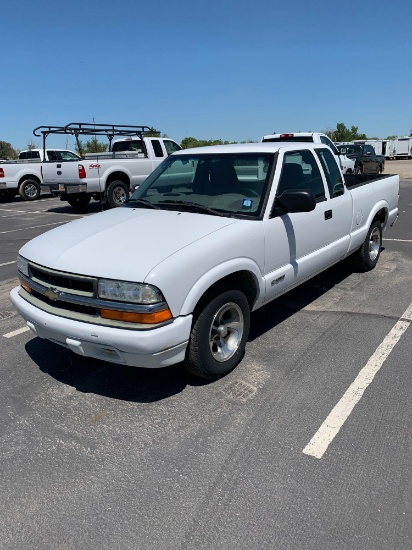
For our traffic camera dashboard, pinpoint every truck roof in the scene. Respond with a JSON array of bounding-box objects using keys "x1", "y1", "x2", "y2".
[
  {"x1": 20, "y1": 148, "x2": 74, "y2": 153},
  {"x1": 174, "y1": 142, "x2": 330, "y2": 155},
  {"x1": 262, "y1": 132, "x2": 324, "y2": 140}
]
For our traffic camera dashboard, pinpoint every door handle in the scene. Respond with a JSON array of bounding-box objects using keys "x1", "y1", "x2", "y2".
[{"x1": 325, "y1": 210, "x2": 332, "y2": 220}]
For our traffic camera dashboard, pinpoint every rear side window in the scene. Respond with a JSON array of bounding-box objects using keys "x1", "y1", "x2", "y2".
[
  {"x1": 19, "y1": 152, "x2": 27, "y2": 160},
  {"x1": 315, "y1": 148, "x2": 344, "y2": 198},
  {"x1": 151, "y1": 140, "x2": 164, "y2": 158},
  {"x1": 112, "y1": 140, "x2": 143, "y2": 153}
]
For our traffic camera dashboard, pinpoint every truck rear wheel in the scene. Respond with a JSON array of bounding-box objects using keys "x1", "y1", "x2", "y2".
[
  {"x1": 67, "y1": 196, "x2": 91, "y2": 209},
  {"x1": 355, "y1": 165, "x2": 363, "y2": 175},
  {"x1": 354, "y1": 221, "x2": 382, "y2": 272},
  {"x1": 106, "y1": 180, "x2": 129, "y2": 208},
  {"x1": 19, "y1": 179, "x2": 40, "y2": 201},
  {"x1": 183, "y1": 289, "x2": 250, "y2": 379}
]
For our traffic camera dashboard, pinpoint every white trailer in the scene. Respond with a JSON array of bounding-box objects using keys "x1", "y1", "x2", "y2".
[
  {"x1": 383, "y1": 140, "x2": 396, "y2": 160},
  {"x1": 393, "y1": 137, "x2": 412, "y2": 159}
]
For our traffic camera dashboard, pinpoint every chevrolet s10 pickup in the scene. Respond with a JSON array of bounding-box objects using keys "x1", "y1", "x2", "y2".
[{"x1": 11, "y1": 142, "x2": 399, "y2": 379}]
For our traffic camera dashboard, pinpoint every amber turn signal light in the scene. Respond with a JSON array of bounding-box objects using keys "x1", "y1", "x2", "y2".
[
  {"x1": 19, "y1": 277, "x2": 32, "y2": 294},
  {"x1": 100, "y1": 308, "x2": 172, "y2": 324}
]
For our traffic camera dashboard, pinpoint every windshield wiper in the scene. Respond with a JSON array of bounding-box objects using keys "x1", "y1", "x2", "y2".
[
  {"x1": 157, "y1": 200, "x2": 226, "y2": 217},
  {"x1": 125, "y1": 198, "x2": 160, "y2": 209}
]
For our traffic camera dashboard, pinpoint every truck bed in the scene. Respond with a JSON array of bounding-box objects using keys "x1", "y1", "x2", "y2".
[{"x1": 344, "y1": 173, "x2": 396, "y2": 189}]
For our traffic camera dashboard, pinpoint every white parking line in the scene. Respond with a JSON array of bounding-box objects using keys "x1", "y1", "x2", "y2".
[
  {"x1": 383, "y1": 238, "x2": 412, "y2": 242},
  {"x1": 0, "y1": 221, "x2": 68, "y2": 234},
  {"x1": 303, "y1": 302, "x2": 412, "y2": 459},
  {"x1": 0, "y1": 208, "x2": 82, "y2": 217},
  {"x1": 0, "y1": 260, "x2": 17, "y2": 267},
  {"x1": 3, "y1": 326, "x2": 30, "y2": 338}
]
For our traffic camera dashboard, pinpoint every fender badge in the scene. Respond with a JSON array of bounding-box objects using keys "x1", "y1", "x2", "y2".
[{"x1": 44, "y1": 287, "x2": 61, "y2": 301}]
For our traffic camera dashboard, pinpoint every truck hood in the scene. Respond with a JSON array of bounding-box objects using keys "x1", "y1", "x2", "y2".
[{"x1": 19, "y1": 207, "x2": 239, "y2": 281}]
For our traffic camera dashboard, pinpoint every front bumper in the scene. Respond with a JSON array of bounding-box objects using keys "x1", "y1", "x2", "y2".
[{"x1": 11, "y1": 287, "x2": 192, "y2": 368}]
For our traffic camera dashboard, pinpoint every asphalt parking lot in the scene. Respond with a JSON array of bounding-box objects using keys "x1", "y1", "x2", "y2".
[{"x1": 0, "y1": 175, "x2": 411, "y2": 549}]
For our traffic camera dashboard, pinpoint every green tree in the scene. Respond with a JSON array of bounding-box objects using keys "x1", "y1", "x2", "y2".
[
  {"x1": 325, "y1": 123, "x2": 367, "y2": 142},
  {"x1": 75, "y1": 137, "x2": 107, "y2": 155},
  {"x1": 0, "y1": 140, "x2": 18, "y2": 159},
  {"x1": 386, "y1": 135, "x2": 397, "y2": 140}
]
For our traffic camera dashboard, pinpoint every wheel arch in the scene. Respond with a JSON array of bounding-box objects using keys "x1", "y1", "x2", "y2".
[
  {"x1": 371, "y1": 205, "x2": 388, "y2": 228},
  {"x1": 18, "y1": 174, "x2": 41, "y2": 186},
  {"x1": 179, "y1": 262, "x2": 263, "y2": 319},
  {"x1": 105, "y1": 171, "x2": 131, "y2": 189}
]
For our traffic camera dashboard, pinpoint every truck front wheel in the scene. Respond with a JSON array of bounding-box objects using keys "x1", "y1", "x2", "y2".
[
  {"x1": 19, "y1": 179, "x2": 40, "y2": 201},
  {"x1": 183, "y1": 290, "x2": 250, "y2": 379},
  {"x1": 354, "y1": 221, "x2": 382, "y2": 271},
  {"x1": 106, "y1": 180, "x2": 129, "y2": 208}
]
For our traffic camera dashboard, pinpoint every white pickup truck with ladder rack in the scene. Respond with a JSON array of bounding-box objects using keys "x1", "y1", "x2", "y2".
[{"x1": 37, "y1": 123, "x2": 181, "y2": 209}]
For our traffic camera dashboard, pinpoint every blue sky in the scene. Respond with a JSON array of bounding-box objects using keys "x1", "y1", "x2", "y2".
[{"x1": 2, "y1": 0, "x2": 412, "y2": 150}]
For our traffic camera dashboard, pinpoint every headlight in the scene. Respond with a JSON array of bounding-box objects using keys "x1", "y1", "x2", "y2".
[
  {"x1": 17, "y1": 255, "x2": 29, "y2": 276},
  {"x1": 98, "y1": 279, "x2": 163, "y2": 304}
]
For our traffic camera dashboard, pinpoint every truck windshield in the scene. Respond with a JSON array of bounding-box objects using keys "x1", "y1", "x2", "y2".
[{"x1": 126, "y1": 153, "x2": 274, "y2": 218}]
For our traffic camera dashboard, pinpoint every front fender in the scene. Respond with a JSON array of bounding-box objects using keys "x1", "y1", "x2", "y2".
[{"x1": 179, "y1": 258, "x2": 265, "y2": 317}]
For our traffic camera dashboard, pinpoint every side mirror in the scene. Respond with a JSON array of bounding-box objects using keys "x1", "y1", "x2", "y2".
[{"x1": 272, "y1": 189, "x2": 316, "y2": 216}]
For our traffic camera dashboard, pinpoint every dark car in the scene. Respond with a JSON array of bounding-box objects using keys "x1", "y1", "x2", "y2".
[{"x1": 337, "y1": 144, "x2": 385, "y2": 174}]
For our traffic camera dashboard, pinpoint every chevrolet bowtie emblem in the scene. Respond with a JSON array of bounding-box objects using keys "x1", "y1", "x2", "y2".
[{"x1": 44, "y1": 287, "x2": 60, "y2": 301}]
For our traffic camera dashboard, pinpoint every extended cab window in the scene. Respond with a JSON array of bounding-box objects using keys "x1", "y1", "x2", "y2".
[
  {"x1": 276, "y1": 150, "x2": 326, "y2": 201},
  {"x1": 364, "y1": 145, "x2": 374, "y2": 155},
  {"x1": 320, "y1": 135, "x2": 339, "y2": 155},
  {"x1": 151, "y1": 140, "x2": 164, "y2": 158},
  {"x1": 163, "y1": 140, "x2": 182, "y2": 156},
  {"x1": 315, "y1": 148, "x2": 344, "y2": 198}
]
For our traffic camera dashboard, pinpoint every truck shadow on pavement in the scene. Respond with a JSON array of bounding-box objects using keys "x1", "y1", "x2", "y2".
[
  {"x1": 24, "y1": 256, "x2": 366, "y2": 402},
  {"x1": 248, "y1": 256, "x2": 362, "y2": 341},
  {"x1": 25, "y1": 337, "x2": 197, "y2": 402},
  {"x1": 47, "y1": 201, "x2": 105, "y2": 215}
]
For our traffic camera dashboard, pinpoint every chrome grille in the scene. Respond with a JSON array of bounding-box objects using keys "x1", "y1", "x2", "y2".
[{"x1": 29, "y1": 262, "x2": 96, "y2": 297}]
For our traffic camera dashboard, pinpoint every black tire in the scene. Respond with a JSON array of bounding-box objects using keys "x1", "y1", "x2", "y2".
[
  {"x1": 67, "y1": 196, "x2": 91, "y2": 209},
  {"x1": 19, "y1": 179, "x2": 40, "y2": 201},
  {"x1": 355, "y1": 165, "x2": 363, "y2": 175},
  {"x1": 354, "y1": 221, "x2": 382, "y2": 272},
  {"x1": 106, "y1": 180, "x2": 129, "y2": 208},
  {"x1": 183, "y1": 289, "x2": 250, "y2": 379},
  {"x1": 377, "y1": 164, "x2": 383, "y2": 174}
]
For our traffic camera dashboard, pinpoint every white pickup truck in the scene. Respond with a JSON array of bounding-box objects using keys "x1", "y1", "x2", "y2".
[
  {"x1": 262, "y1": 132, "x2": 356, "y2": 174},
  {"x1": 44, "y1": 136, "x2": 182, "y2": 209},
  {"x1": 0, "y1": 149, "x2": 80, "y2": 201},
  {"x1": 11, "y1": 142, "x2": 399, "y2": 380}
]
